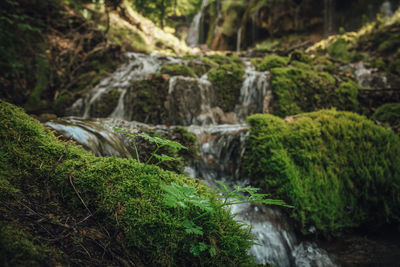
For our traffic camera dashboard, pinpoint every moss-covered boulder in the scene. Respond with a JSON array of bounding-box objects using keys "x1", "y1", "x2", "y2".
[
  {"x1": 206, "y1": 55, "x2": 245, "y2": 112},
  {"x1": 243, "y1": 110, "x2": 400, "y2": 235},
  {"x1": 372, "y1": 103, "x2": 400, "y2": 134},
  {"x1": 89, "y1": 88, "x2": 121, "y2": 118},
  {"x1": 0, "y1": 100, "x2": 256, "y2": 266},
  {"x1": 124, "y1": 74, "x2": 169, "y2": 124},
  {"x1": 159, "y1": 63, "x2": 196, "y2": 78}
]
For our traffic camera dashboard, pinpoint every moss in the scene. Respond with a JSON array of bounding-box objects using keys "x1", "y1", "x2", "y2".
[
  {"x1": 331, "y1": 81, "x2": 360, "y2": 111},
  {"x1": 269, "y1": 65, "x2": 336, "y2": 117},
  {"x1": 327, "y1": 37, "x2": 361, "y2": 62},
  {"x1": 244, "y1": 110, "x2": 400, "y2": 235},
  {"x1": 289, "y1": 50, "x2": 311, "y2": 64},
  {"x1": 256, "y1": 55, "x2": 289, "y2": 71},
  {"x1": 89, "y1": 88, "x2": 121, "y2": 118},
  {"x1": 125, "y1": 74, "x2": 169, "y2": 124},
  {"x1": 159, "y1": 63, "x2": 196, "y2": 78},
  {"x1": 389, "y1": 58, "x2": 400, "y2": 74},
  {"x1": 171, "y1": 126, "x2": 200, "y2": 163},
  {"x1": 372, "y1": 103, "x2": 400, "y2": 134},
  {"x1": 0, "y1": 222, "x2": 60, "y2": 266},
  {"x1": 208, "y1": 63, "x2": 245, "y2": 112},
  {"x1": 0, "y1": 100, "x2": 256, "y2": 266},
  {"x1": 53, "y1": 90, "x2": 74, "y2": 116}
]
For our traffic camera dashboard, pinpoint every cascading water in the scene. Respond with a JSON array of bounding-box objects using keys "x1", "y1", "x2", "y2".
[
  {"x1": 185, "y1": 0, "x2": 208, "y2": 47},
  {"x1": 56, "y1": 52, "x2": 338, "y2": 266},
  {"x1": 236, "y1": 27, "x2": 242, "y2": 52}
]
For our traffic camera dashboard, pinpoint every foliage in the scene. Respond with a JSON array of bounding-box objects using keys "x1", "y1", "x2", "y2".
[
  {"x1": 372, "y1": 103, "x2": 400, "y2": 134},
  {"x1": 243, "y1": 110, "x2": 400, "y2": 235},
  {"x1": 114, "y1": 127, "x2": 187, "y2": 167},
  {"x1": 0, "y1": 100, "x2": 257, "y2": 266},
  {"x1": 161, "y1": 181, "x2": 289, "y2": 257},
  {"x1": 160, "y1": 63, "x2": 196, "y2": 78}
]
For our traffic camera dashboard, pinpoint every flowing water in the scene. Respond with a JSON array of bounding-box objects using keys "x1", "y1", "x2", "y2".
[
  {"x1": 56, "y1": 52, "x2": 340, "y2": 266},
  {"x1": 186, "y1": 0, "x2": 208, "y2": 47}
]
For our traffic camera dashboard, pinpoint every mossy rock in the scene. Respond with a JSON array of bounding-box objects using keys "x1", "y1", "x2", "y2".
[
  {"x1": 331, "y1": 81, "x2": 360, "y2": 111},
  {"x1": 208, "y1": 63, "x2": 245, "y2": 112},
  {"x1": 269, "y1": 65, "x2": 336, "y2": 117},
  {"x1": 0, "y1": 100, "x2": 256, "y2": 266},
  {"x1": 372, "y1": 103, "x2": 400, "y2": 134},
  {"x1": 256, "y1": 55, "x2": 289, "y2": 72},
  {"x1": 244, "y1": 110, "x2": 400, "y2": 235},
  {"x1": 125, "y1": 74, "x2": 169, "y2": 124},
  {"x1": 159, "y1": 63, "x2": 196, "y2": 78},
  {"x1": 89, "y1": 88, "x2": 121, "y2": 118}
]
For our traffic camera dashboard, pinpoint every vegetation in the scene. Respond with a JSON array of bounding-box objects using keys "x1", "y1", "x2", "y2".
[
  {"x1": 160, "y1": 63, "x2": 196, "y2": 77},
  {"x1": 243, "y1": 110, "x2": 400, "y2": 235},
  {"x1": 89, "y1": 88, "x2": 121, "y2": 117},
  {"x1": 207, "y1": 54, "x2": 245, "y2": 112},
  {"x1": 256, "y1": 55, "x2": 289, "y2": 71},
  {"x1": 0, "y1": 100, "x2": 257, "y2": 266},
  {"x1": 372, "y1": 103, "x2": 400, "y2": 134}
]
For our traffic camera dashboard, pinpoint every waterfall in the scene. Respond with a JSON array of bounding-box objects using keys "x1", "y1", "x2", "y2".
[
  {"x1": 236, "y1": 27, "x2": 242, "y2": 52},
  {"x1": 186, "y1": 0, "x2": 208, "y2": 47},
  {"x1": 58, "y1": 52, "x2": 339, "y2": 266},
  {"x1": 324, "y1": 0, "x2": 334, "y2": 36},
  {"x1": 234, "y1": 61, "x2": 271, "y2": 122}
]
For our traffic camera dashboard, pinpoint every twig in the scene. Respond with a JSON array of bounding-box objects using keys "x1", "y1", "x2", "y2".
[
  {"x1": 68, "y1": 172, "x2": 93, "y2": 216},
  {"x1": 50, "y1": 138, "x2": 72, "y2": 175}
]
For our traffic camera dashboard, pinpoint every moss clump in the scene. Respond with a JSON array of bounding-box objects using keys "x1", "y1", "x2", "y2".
[
  {"x1": 290, "y1": 50, "x2": 311, "y2": 64},
  {"x1": 125, "y1": 74, "x2": 169, "y2": 124},
  {"x1": 244, "y1": 110, "x2": 400, "y2": 235},
  {"x1": 372, "y1": 103, "x2": 400, "y2": 134},
  {"x1": 331, "y1": 81, "x2": 360, "y2": 111},
  {"x1": 0, "y1": 100, "x2": 256, "y2": 266},
  {"x1": 159, "y1": 63, "x2": 196, "y2": 78},
  {"x1": 89, "y1": 88, "x2": 121, "y2": 118},
  {"x1": 256, "y1": 55, "x2": 289, "y2": 71},
  {"x1": 208, "y1": 63, "x2": 245, "y2": 112},
  {"x1": 327, "y1": 37, "x2": 362, "y2": 62},
  {"x1": 269, "y1": 65, "x2": 336, "y2": 117}
]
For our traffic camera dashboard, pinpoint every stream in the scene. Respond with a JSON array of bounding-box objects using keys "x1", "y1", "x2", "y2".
[{"x1": 47, "y1": 52, "x2": 340, "y2": 266}]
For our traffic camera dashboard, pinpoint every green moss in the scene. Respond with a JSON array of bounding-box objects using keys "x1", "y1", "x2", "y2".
[
  {"x1": 290, "y1": 50, "x2": 311, "y2": 64},
  {"x1": 0, "y1": 100, "x2": 256, "y2": 266},
  {"x1": 327, "y1": 37, "x2": 361, "y2": 62},
  {"x1": 89, "y1": 88, "x2": 121, "y2": 118},
  {"x1": 372, "y1": 103, "x2": 400, "y2": 134},
  {"x1": 0, "y1": 222, "x2": 60, "y2": 266},
  {"x1": 244, "y1": 110, "x2": 400, "y2": 235},
  {"x1": 171, "y1": 126, "x2": 200, "y2": 163},
  {"x1": 389, "y1": 58, "x2": 400, "y2": 74},
  {"x1": 256, "y1": 55, "x2": 289, "y2": 71},
  {"x1": 269, "y1": 65, "x2": 336, "y2": 117},
  {"x1": 125, "y1": 74, "x2": 169, "y2": 124},
  {"x1": 331, "y1": 81, "x2": 360, "y2": 111},
  {"x1": 159, "y1": 63, "x2": 196, "y2": 78},
  {"x1": 208, "y1": 63, "x2": 245, "y2": 112}
]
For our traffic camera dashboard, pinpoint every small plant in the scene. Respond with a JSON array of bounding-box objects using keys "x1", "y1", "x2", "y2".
[
  {"x1": 161, "y1": 181, "x2": 291, "y2": 257},
  {"x1": 114, "y1": 127, "x2": 187, "y2": 166}
]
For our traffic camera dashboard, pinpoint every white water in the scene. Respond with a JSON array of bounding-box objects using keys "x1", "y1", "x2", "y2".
[{"x1": 185, "y1": 0, "x2": 208, "y2": 47}]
